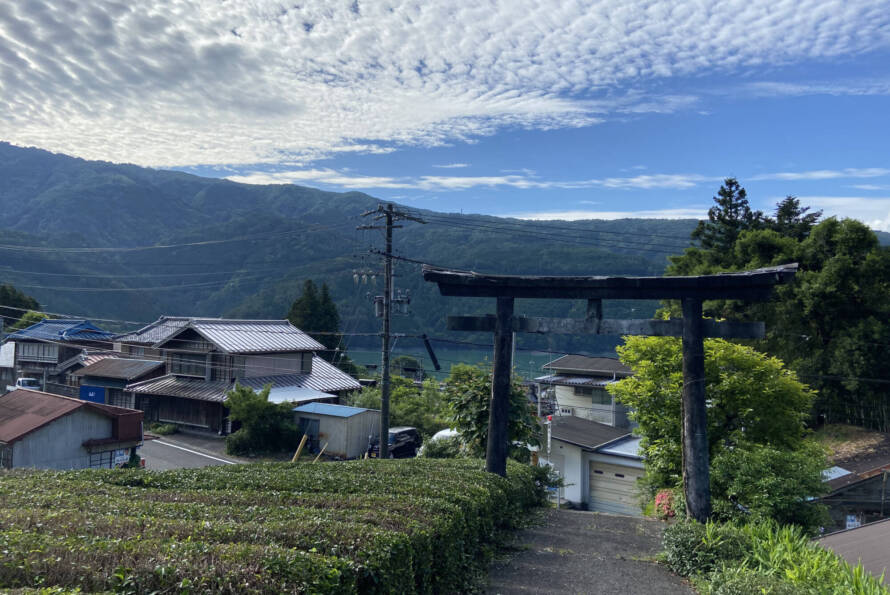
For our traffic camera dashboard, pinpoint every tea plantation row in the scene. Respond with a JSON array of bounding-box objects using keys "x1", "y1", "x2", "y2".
[{"x1": 0, "y1": 459, "x2": 547, "y2": 593}]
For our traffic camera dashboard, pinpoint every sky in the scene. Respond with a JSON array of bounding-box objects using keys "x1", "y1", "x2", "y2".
[{"x1": 2, "y1": 1, "x2": 890, "y2": 228}]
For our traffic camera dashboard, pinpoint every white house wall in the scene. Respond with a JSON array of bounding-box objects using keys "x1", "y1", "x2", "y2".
[
  {"x1": 550, "y1": 439, "x2": 586, "y2": 505},
  {"x1": 12, "y1": 408, "x2": 112, "y2": 470}
]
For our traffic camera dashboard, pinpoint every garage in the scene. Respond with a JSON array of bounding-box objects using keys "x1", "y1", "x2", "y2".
[{"x1": 589, "y1": 460, "x2": 644, "y2": 515}]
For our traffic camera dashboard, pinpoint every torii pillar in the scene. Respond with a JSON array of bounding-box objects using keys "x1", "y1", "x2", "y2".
[{"x1": 423, "y1": 264, "x2": 797, "y2": 522}]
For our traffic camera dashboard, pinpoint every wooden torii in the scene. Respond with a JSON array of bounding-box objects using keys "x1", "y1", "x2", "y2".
[{"x1": 423, "y1": 263, "x2": 798, "y2": 522}]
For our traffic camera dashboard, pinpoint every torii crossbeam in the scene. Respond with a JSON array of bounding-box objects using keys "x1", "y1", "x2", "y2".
[{"x1": 423, "y1": 263, "x2": 798, "y2": 522}]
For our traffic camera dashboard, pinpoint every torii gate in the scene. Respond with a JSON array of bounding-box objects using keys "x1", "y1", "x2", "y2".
[{"x1": 423, "y1": 263, "x2": 797, "y2": 522}]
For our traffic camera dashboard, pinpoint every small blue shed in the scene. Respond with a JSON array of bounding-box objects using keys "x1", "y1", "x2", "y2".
[{"x1": 292, "y1": 403, "x2": 380, "y2": 459}]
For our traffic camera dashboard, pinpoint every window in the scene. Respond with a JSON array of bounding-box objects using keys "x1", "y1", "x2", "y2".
[
  {"x1": 130, "y1": 346, "x2": 145, "y2": 357},
  {"x1": 89, "y1": 450, "x2": 114, "y2": 468},
  {"x1": 17, "y1": 342, "x2": 58, "y2": 363},
  {"x1": 170, "y1": 353, "x2": 206, "y2": 377},
  {"x1": 574, "y1": 386, "x2": 593, "y2": 396},
  {"x1": 591, "y1": 389, "x2": 612, "y2": 406},
  {"x1": 301, "y1": 352, "x2": 313, "y2": 374},
  {"x1": 0, "y1": 444, "x2": 11, "y2": 469}
]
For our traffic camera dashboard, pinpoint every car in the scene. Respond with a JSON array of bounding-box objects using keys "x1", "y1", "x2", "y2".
[{"x1": 367, "y1": 426, "x2": 423, "y2": 458}]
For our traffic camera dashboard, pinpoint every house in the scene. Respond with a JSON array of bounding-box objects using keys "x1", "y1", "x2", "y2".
[
  {"x1": 292, "y1": 402, "x2": 380, "y2": 458},
  {"x1": 0, "y1": 319, "x2": 116, "y2": 395},
  {"x1": 821, "y1": 453, "x2": 890, "y2": 533},
  {"x1": 116, "y1": 317, "x2": 361, "y2": 433},
  {"x1": 544, "y1": 415, "x2": 644, "y2": 514},
  {"x1": 818, "y1": 518, "x2": 890, "y2": 583},
  {"x1": 0, "y1": 389, "x2": 143, "y2": 469},
  {"x1": 73, "y1": 358, "x2": 166, "y2": 408},
  {"x1": 535, "y1": 355, "x2": 633, "y2": 427}
]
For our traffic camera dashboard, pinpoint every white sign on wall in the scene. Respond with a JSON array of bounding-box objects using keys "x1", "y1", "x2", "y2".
[{"x1": 0, "y1": 342, "x2": 14, "y2": 368}]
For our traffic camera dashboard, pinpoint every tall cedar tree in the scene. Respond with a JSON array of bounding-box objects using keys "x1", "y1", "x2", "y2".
[
  {"x1": 287, "y1": 280, "x2": 341, "y2": 360},
  {"x1": 691, "y1": 178, "x2": 765, "y2": 266}
]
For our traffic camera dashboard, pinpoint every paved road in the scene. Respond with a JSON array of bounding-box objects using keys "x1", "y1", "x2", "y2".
[
  {"x1": 140, "y1": 438, "x2": 240, "y2": 470},
  {"x1": 487, "y1": 509, "x2": 692, "y2": 595}
]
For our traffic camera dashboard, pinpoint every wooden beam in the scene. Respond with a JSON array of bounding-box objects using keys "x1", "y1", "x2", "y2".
[
  {"x1": 487, "y1": 297, "x2": 513, "y2": 477},
  {"x1": 682, "y1": 297, "x2": 711, "y2": 522},
  {"x1": 423, "y1": 264, "x2": 798, "y2": 301},
  {"x1": 446, "y1": 315, "x2": 765, "y2": 339}
]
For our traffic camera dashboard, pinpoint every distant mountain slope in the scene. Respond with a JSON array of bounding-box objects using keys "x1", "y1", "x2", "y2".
[{"x1": 0, "y1": 142, "x2": 698, "y2": 352}]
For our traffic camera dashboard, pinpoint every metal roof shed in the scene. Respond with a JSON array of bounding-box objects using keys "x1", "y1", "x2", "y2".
[{"x1": 292, "y1": 403, "x2": 380, "y2": 459}]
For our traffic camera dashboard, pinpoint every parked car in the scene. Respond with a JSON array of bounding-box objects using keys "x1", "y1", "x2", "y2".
[
  {"x1": 5, "y1": 377, "x2": 41, "y2": 394},
  {"x1": 367, "y1": 426, "x2": 423, "y2": 458}
]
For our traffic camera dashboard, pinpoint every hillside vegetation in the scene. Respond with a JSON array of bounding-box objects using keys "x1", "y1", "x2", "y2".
[
  {"x1": 0, "y1": 142, "x2": 694, "y2": 352},
  {"x1": 0, "y1": 459, "x2": 546, "y2": 593}
]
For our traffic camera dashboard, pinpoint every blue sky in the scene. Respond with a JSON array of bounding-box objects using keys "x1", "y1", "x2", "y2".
[{"x1": 2, "y1": 1, "x2": 890, "y2": 228}]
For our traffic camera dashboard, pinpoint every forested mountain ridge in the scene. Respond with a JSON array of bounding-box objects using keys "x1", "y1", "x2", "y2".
[{"x1": 11, "y1": 141, "x2": 878, "y2": 354}]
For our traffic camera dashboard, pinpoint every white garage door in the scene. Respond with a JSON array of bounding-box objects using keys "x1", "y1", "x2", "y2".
[{"x1": 589, "y1": 461, "x2": 643, "y2": 515}]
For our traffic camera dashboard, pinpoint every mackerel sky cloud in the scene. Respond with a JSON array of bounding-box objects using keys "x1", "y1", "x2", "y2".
[{"x1": 2, "y1": 0, "x2": 890, "y2": 226}]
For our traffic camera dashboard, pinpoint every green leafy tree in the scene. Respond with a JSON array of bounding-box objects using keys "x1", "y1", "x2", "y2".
[
  {"x1": 442, "y1": 363, "x2": 539, "y2": 459},
  {"x1": 0, "y1": 285, "x2": 39, "y2": 329},
  {"x1": 287, "y1": 279, "x2": 346, "y2": 364},
  {"x1": 609, "y1": 336, "x2": 828, "y2": 529},
  {"x1": 224, "y1": 383, "x2": 299, "y2": 455},
  {"x1": 9, "y1": 310, "x2": 50, "y2": 331},
  {"x1": 348, "y1": 376, "x2": 447, "y2": 437},
  {"x1": 772, "y1": 195, "x2": 822, "y2": 242}
]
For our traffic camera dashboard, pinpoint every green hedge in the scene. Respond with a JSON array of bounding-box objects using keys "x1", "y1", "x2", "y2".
[
  {"x1": 663, "y1": 521, "x2": 889, "y2": 595},
  {"x1": 0, "y1": 459, "x2": 546, "y2": 594}
]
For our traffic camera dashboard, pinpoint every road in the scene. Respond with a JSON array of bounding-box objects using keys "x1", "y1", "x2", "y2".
[{"x1": 140, "y1": 438, "x2": 240, "y2": 470}]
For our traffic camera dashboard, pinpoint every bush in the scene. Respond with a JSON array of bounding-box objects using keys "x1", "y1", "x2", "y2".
[
  {"x1": 148, "y1": 422, "x2": 178, "y2": 435},
  {"x1": 705, "y1": 567, "x2": 803, "y2": 595},
  {"x1": 224, "y1": 384, "x2": 300, "y2": 455},
  {"x1": 419, "y1": 434, "x2": 464, "y2": 459},
  {"x1": 664, "y1": 521, "x2": 890, "y2": 595},
  {"x1": 662, "y1": 521, "x2": 750, "y2": 577},
  {"x1": 0, "y1": 459, "x2": 546, "y2": 594}
]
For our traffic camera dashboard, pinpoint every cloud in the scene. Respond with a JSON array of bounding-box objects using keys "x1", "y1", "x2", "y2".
[
  {"x1": 514, "y1": 208, "x2": 709, "y2": 221},
  {"x1": 1, "y1": 0, "x2": 889, "y2": 166},
  {"x1": 851, "y1": 184, "x2": 890, "y2": 191},
  {"x1": 794, "y1": 196, "x2": 890, "y2": 231},
  {"x1": 742, "y1": 79, "x2": 890, "y2": 98},
  {"x1": 228, "y1": 168, "x2": 716, "y2": 191},
  {"x1": 433, "y1": 163, "x2": 469, "y2": 169},
  {"x1": 751, "y1": 168, "x2": 890, "y2": 181}
]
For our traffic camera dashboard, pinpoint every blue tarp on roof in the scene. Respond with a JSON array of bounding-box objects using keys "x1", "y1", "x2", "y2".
[
  {"x1": 8, "y1": 319, "x2": 115, "y2": 342},
  {"x1": 292, "y1": 402, "x2": 369, "y2": 418}
]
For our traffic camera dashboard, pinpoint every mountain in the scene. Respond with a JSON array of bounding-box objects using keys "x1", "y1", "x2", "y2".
[{"x1": 0, "y1": 142, "x2": 699, "y2": 354}]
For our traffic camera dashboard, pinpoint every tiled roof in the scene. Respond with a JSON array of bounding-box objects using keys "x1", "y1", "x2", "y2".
[
  {"x1": 240, "y1": 357, "x2": 361, "y2": 393},
  {"x1": 74, "y1": 358, "x2": 163, "y2": 380},
  {"x1": 550, "y1": 415, "x2": 629, "y2": 451},
  {"x1": 7, "y1": 319, "x2": 115, "y2": 343},
  {"x1": 0, "y1": 389, "x2": 140, "y2": 444},
  {"x1": 117, "y1": 316, "x2": 325, "y2": 353},
  {"x1": 543, "y1": 355, "x2": 632, "y2": 377},
  {"x1": 127, "y1": 375, "x2": 232, "y2": 403},
  {"x1": 115, "y1": 316, "x2": 190, "y2": 345},
  {"x1": 127, "y1": 357, "x2": 360, "y2": 402},
  {"x1": 534, "y1": 374, "x2": 616, "y2": 388},
  {"x1": 293, "y1": 403, "x2": 370, "y2": 418},
  {"x1": 186, "y1": 319, "x2": 324, "y2": 353}
]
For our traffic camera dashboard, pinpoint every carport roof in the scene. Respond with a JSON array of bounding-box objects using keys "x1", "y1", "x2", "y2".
[
  {"x1": 550, "y1": 416, "x2": 630, "y2": 451},
  {"x1": 293, "y1": 403, "x2": 370, "y2": 418}
]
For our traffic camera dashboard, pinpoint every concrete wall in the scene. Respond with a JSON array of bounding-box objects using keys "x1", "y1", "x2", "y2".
[
  {"x1": 12, "y1": 408, "x2": 112, "y2": 470},
  {"x1": 244, "y1": 353, "x2": 308, "y2": 378}
]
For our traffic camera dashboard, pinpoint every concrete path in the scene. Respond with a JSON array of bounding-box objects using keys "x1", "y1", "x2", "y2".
[{"x1": 487, "y1": 509, "x2": 693, "y2": 595}]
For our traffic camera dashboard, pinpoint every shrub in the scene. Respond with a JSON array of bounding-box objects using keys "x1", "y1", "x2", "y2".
[
  {"x1": 148, "y1": 422, "x2": 178, "y2": 435},
  {"x1": 662, "y1": 521, "x2": 750, "y2": 577},
  {"x1": 419, "y1": 434, "x2": 464, "y2": 459},
  {"x1": 224, "y1": 383, "x2": 300, "y2": 455},
  {"x1": 0, "y1": 459, "x2": 546, "y2": 594},
  {"x1": 705, "y1": 566, "x2": 803, "y2": 595}
]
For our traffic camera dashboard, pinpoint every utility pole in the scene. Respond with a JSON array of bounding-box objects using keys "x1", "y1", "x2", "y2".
[{"x1": 358, "y1": 203, "x2": 425, "y2": 458}]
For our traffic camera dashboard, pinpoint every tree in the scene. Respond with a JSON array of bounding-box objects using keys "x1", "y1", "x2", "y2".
[
  {"x1": 690, "y1": 178, "x2": 765, "y2": 265},
  {"x1": 348, "y1": 376, "x2": 447, "y2": 438},
  {"x1": 287, "y1": 280, "x2": 342, "y2": 362},
  {"x1": 442, "y1": 363, "x2": 539, "y2": 459},
  {"x1": 608, "y1": 337, "x2": 828, "y2": 529},
  {"x1": 772, "y1": 195, "x2": 821, "y2": 241},
  {"x1": 0, "y1": 285, "x2": 39, "y2": 330},
  {"x1": 224, "y1": 383, "x2": 299, "y2": 455},
  {"x1": 9, "y1": 310, "x2": 50, "y2": 331}
]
